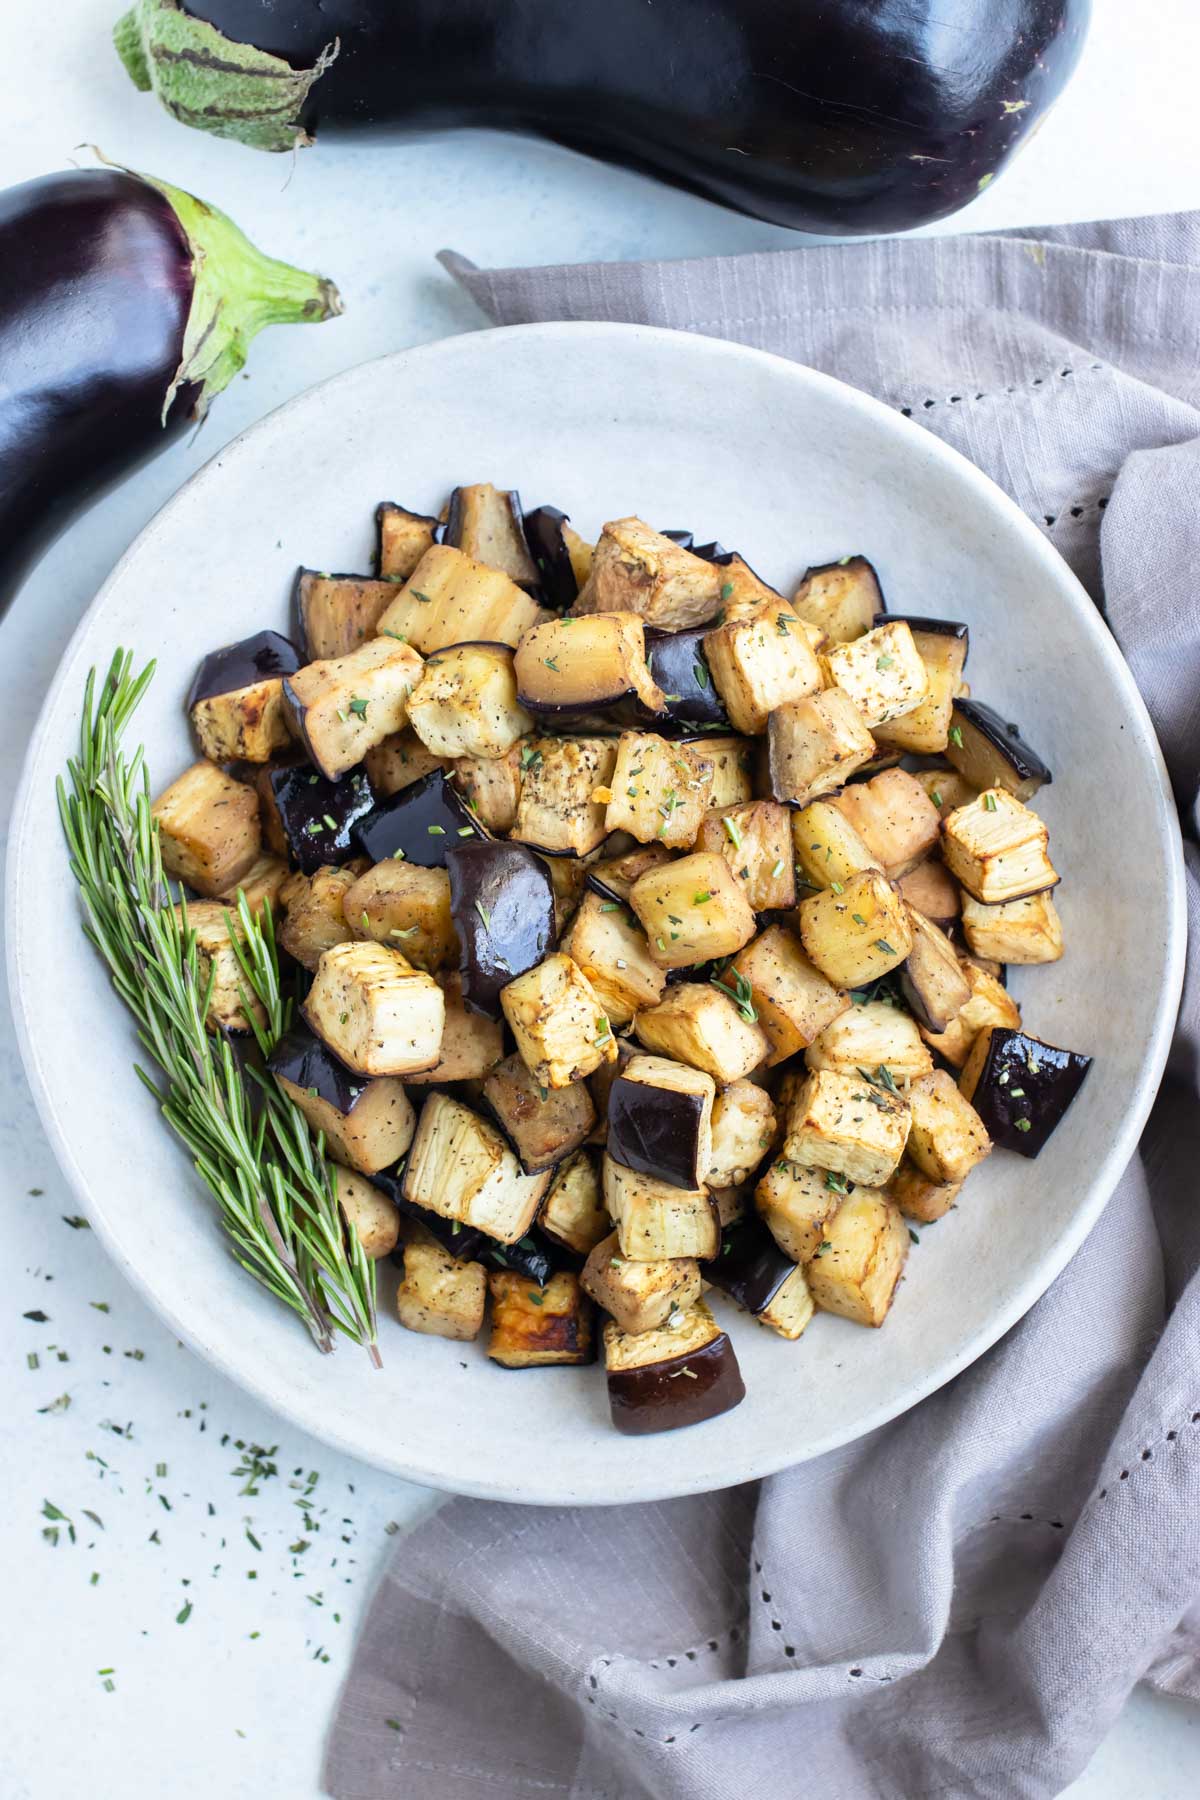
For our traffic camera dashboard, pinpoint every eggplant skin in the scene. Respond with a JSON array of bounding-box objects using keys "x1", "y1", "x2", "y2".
[
  {"x1": 144, "y1": 2, "x2": 1088, "y2": 235},
  {"x1": 608, "y1": 1333, "x2": 745, "y2": 1435},
  {"x1": 0, "y1": 170, "x2": 196, "y2": 604}
]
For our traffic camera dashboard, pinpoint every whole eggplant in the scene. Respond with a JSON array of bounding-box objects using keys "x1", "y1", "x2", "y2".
[
  {"x1": 0, "y1": 165, "x2": 340, "y2": 608},
  {"x1": 115, "y1": 0, "x2": 1089, "y2": 234}
]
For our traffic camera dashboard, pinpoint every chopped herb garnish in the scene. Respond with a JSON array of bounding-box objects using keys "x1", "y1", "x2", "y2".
[
  {"x1": 931, "y1": 789, "x2": 943, "y2": 809},
  {"x1": 693, "y1": 891, "x2": 711, "y2": 905},
  {"x1": 520, "y1": 744, "x2": 543, "y2": 772},
  {"x1": 908, "y1": 1228, "x2": 920, "y2": 1245},
  {"x1": 824, "y1": 1171, "x2": 848, "y2": 1194},
  {"x1": 474, "y1": 901, "x2": 491, "y2": 930},
  {"x1": 693, "y1": 661, "x2": 709, "y2": 689},
  {"x1": 722, "y1": 816, "x2": 742, "y2": 850},
  {"x1": 322, "y1": 814, "x2": 337, "y2": 831},
  {"x1": 410, "y1": 591, "x2": 432, "y2": 604},
  {"x1": 851, "y1": 913, "x2": 867, "y2": 926},
  {"x1": 1014, "y1": 1118, "x2": 1033, "y2": 1133},
  {"x1": 983, "y1": 792, "x2": 998, "y2": 812},
  {"x1": 543, "y1": 656, "x2": 559, "y2": 672},
  {"x1": 600, "y1": 902, "x2": 622, "y2": 914},
  {"x1": 710, "y1": 967, "x2": 757, "y2": 1025},
  {"x1": 875, "y1": 654, "x2": 894, "y2": 671},
  {"x1": 771, "y1": 860, "x2": 785, "y2": 880},
  {"x1": 426, "y1": 824, "x2": 446, "y2": 835},
  {"x1": 720, "y1": 582, "x2": 734, "y2": 600},
  {"x1": 456, "y1": 825, "x2": 475, "y2": 836},
  {"x1": 527, "y1": 1291, "x2": 545, "y2": 1306},
  {"x1": 776, "y1": 613, "x2": 791, "y2": 635},
  {"x1": 348, "y1": 696, "x2": 369, "y2": 720},
  {"x1": 176, "y1": 1601, "x2": 193, "y2": 1625},
  {"x1": 830, "y1": 880, "x2": 844, "y2": 895},
  {"x1": 948, "y1": 724, "x2": 964, "y2": 747},
  {"x1": 875, "y1": 938, "x2": 897, "y2": 955}
]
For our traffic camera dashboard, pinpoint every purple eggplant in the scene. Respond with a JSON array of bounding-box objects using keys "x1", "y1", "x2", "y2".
[
  {"x1": 0, "y1": 164, "x2": 340, "y2": 609},
  {"x1": 352, "y1": 769, "x2": 488, "y2": 867},
  {"x1": 186, "y1": 630, "x2": 301, "y2": 709},
  {"x1": 645, "y1": 626, "x2": 730, "y2": 732},
  {"x1": 522, "y1": 506, "x2": 578, "y2": 611},
  {"x1": 961, "y1": 1027, "x2": 1091, "y2": 1157},
  {"x1": 947, "y1": 699, "x2": 1053, "y2": 801},
  {"x1": 115, "y1": 1, "x2": 1089, "y2": 236},
  {"x1": 269, "y1": 762, "x2": 376, "y2": 874},
  {"x1": 445, "y1": 840, "x2": 556, "y2": 1020}
]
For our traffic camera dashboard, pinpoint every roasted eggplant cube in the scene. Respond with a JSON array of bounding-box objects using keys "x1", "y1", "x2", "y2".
[
  {"x1": 705, "y1": 1222, "x2": 814, "y2": 1340},
  {"x1": 693, "y1": 800, "x2": 796, "y2": 912},
  {"x1": 873, "y1": 616, "x2": 969, "y2": 756},
  {"x1": 791, "y1": 557, "x2": 884, "y2": 644},
  {"x1": 447, "y1": 839, "x2": 556, "y2": 1020},
  {"x1": 403, "y1": 972, "x2": 504, "y2": 1084},
  {"x1": 501, "y1": 953, "x2": 617, "y2": 1089},
  {"x1": 755, "y1": 1158, "x2": 841, "y2": 1263},
  {"x1": 363, "y1": 729, "x2": 445, "y2": 799},
  {"x1": 695, "y1": 735, "x2": 756, "y2": 810},
  {"x1": 792, "y1": 800, "x2": 878, "y2": 891},
  {"x1": 487, "y1": 1271, "x2": 594, "y2": 1367},
  {"x1": 629, "y1": 851, "x2": 757, "y2": 969},
  {"x1": 345, "y1": 860, "x2": 457, "y2": 974},
  {"x1": 768, "y1": 688, "x2": 877, "y2": 807},
  {"x1": 269, "y1": 1024, "x2": 415, "y2": 1175},
  {"x1": 218, "y1": 853, "x2": 291, "y2": 921},
  {"x1": 283, "y1": 637, "x2": 424, "y2": 782},
  {"x1": 294, "y1": 571, "x2": 397, "y2": 661},
  {"x1": 303, "y1": 941, "x2": 445, "y2": 1076},
  {"x1": 560, "y1": 892, "x2": 666, "y2": 1029},
  {"x1": 514, "y1": 612, "x2": 665, "y2": 722},
  {"x1": 604, "y1": 1304, "x2": 744, "y2": 1435},
  {"x1": 187, "y1": 630, "x2": 300, "y2": 764},
  {"x1": 603, "y1": 1157, "x2": 720, "y2": 1262},
  {"x1": 886, "y1": 1159, "x2": 963, "y2": 1224},
  {"x1": 450, "y1": 746, "x2": 523, "y2": 834},
  {"x1": 152, "y1": 761, "x2": 261, "y2": 897},
  {"x1": 905, "y1": 1070, "x2": 991, "y2": 1184},
  {"x1": 444, "y1": 482, "x2": 539, "y2": 587},
  {"x1": 945, "y1": 699, "x2": 1052, "y2": 801},
  {"x1": 634, "y1": 983, "x2": 770, "y2": 1084},
  {"x1": 832, "y1": 768, "x2": 941, "y2": 879},
  {"x1": 406, "y1": 641, "x2": 533, "y2": 761},
  {"x1": 914, "y1": 768, "x2": 980, "y2": 819},
  {"x1": 702, "y1": 599, "x2": 822, "y2": 735},
  {"x1": 607, "y1": 1055, "x2": 715, "y2": 1191},
  {"x1": 376, "y1": 543, "x2": 545, "y2": 653},
  {"x1": 481, "y1": 1053, "x2": 596, "y2": 1173},
  {"x1": 268, "y1": 762, "x2": 375, "y2": 875},
  {"x1": 576, "y1": 516, "x2": 722, "y2": 630},
  {"x1": 821, "y1": 621, "x2": 929, "y2": 730},
  {"x1": 797, "y1": 868, "x2": 913, "y2": 989},
  {"x1": 731, "y1": 925, "x2": 849, "y2": 1065},
  {"x1": 645, "y1": 625, "x2": 729, "y2": 730},
  {"x1": 920, "y1": 959, "x2": 1021, "y2": 1067},
  {"x1": 586, "y1": 843, "x2": 674, "y2": 906},
  {"x1": 334, "y1": 1167, "x2": 403, "y2": 1261},
  {"x1": 523, "y1": 504, "x2": 584, "y2": 608},
  {"x1": 278, "y1": 866, "x2": 358, "y2": 971},
  {"x1": 897, "y1": 858, "x2": 961, "y2": 935},
  {"x1": 805, "y1": 1001, "x2": 933, "y2": 1088},
  {"x1": 538, "y1": 1151, "x2": 610, "y2": 1256},
  {"x1": 960, "y1": 889, "x2": 1064, "y2": 964},
  {"x1": 959, "y1": 1027, "x2": 1091, "y2": 1157},
  {"x1": 710, "y1": 554, "x2": 786, "y2": 623},
  {"x1": 806, "y1": 1190, "x2": 909, "y2": 1328},
  {"x1": 404, "y1": 1092, "x2": 550, "y2": 1242},
  {"x1": 942, "y1": 789, "x2": 1059, "y2": 906},
  {"x1": 898, "y1": 904, "x2": 967, "y2": 1027},
  {"x1": 511, "y1": 736, "x2": 618, "y2": 857},
  {"x1": 175, "y1": 901, "x2": 265, "y2": 1036},
  {"x1": 352, "y1": 769, "x2": 487, "y2": 867},
  {"x1": 376, "y1": 501, "x2": 440, "y2": 581},
  {"x1": 582, "y1": 1230, "x2": 701, "y2": 1335},
  {"x1": 708, "y1": 1081, "x2": 776, "y2": 1187},
  {"x1": 395, "y1": 1240, "x2": 487, "y2": 1341},
  {"x1": 604, "y1": 733, "x2": 712, "y2": 849},
  {"x1": 784, "y1": 1068, "x2": 910, "y2": 1188}
]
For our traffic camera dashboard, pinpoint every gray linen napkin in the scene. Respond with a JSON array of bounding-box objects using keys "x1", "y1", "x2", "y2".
[{"x1": 326, "y1": 216, "x2": 1200, "y2": 1800}]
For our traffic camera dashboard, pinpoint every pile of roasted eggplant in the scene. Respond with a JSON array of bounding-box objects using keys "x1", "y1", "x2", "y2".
[{"x1": 153, "y1": 483, "x2": 1091, "y2": 1436}]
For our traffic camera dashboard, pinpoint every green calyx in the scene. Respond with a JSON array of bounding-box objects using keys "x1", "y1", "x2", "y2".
[
  {"x1": 133, "y1": 165, "x2": 343, "y2": 420},
  {"x1": 113, "y1": 0, "x2": 336, "y2": 152}
]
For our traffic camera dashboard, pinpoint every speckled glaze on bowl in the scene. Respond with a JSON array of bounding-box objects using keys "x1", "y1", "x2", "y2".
[{"x1": 6, "y1": 324, "x2": 1185, "y2": 1504}]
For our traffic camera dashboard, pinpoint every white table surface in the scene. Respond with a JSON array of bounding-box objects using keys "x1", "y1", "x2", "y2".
[{"x1": 3, "y1": 3, "x2": 1199, "y2": 1795}]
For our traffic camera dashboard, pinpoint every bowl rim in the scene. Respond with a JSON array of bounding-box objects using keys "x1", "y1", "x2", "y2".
[{"x1": 6, "y1": 321, "x2": 1187, "y2": 1503}]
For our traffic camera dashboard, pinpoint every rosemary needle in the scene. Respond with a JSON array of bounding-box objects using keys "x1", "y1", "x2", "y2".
[{"x1": 57, "y1": 652, "x2": 379, "y2": 1364}]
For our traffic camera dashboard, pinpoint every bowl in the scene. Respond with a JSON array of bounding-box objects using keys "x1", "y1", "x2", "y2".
[{"x1": 6, "y1": 323, "x2": 1185, "y2": 1504}]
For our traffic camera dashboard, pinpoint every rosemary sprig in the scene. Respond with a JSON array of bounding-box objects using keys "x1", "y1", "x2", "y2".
[{"x1": 56, "y1": 652, "x2": 379, "y2": 1364}]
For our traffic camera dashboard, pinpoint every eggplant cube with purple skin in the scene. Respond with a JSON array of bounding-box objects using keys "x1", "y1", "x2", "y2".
[
  {"x1": 732, "y1": 925, "x2": 849, "y2": 1065},
  {"x1": 806, "y1": 1189, "x2": 909, "y2": 1328},
  {"x1": 152, "y1": 760, "x2": 262, "y2": 898},
  {"x1": 449, "y1": 745, "x2": 523, "y2": 834},
  {"x1": 344, "y1": 860, "x2": 458, "y2": 973},
  {"x1": 283, "y1": 636, "x2": 424, "y2": 781},
  {"x1": 294, "y1": 571, "x2": 398, "y2": 662},
  {"x1": 268, "y1": 1024, "x2": 415, "y2": 1177},
  {"x1": 187, "y1": 629, "x2": 300, "y2": 764},
  {"x1": 628, "y1": 851, "x2": 757, "y2": 969},
  {"x1": 959, "y1": 1026, "x2": 1092, "y2": 1158},
  {"x1": 603, "y1": 732, "x2": 712, "y2": 848},
  {"x1": 941, "y1": 788, "x2": 1059, "y2": 905},
  {"x1": 303, "y1": 940, "x2": 445, "y2": 1076},
  {"x1": 603, "y1": 1156, "x2": 720, "y2": 1263},
  {"x1": 537, "y1": 1150, "x2": 610, "y2": 1257},
  {"x1": 805, "y1": 1001, "x2": 933, "y2": 1088},
  {"x1": 447, "y1": 839, "x2": 556, "y2": 1020},
  {"x1": 581, "y1": 1229, "x2": 701, "y2": 1336},
  {"x1": 559, "y1": 891, "x2": 666, "y2": 1029},
  {"x1": 481, "y1": 1052, "x2": 596, "y2": 1173},
  {"x1": 705, "y1": 1222, "x2": 815, "y2": 1340},
  {"x1": 873, "y1": 616, "x2": 969, "y2": 756},
  {"x1": 945, "y1": 699, "x2": 1052, "y2": 802},
  {"x1": 768, "y1": 687, "x2": 877, "y2": 807},
  {"x1": 395, "y1": 1239, "x2": 488, "y2": 1341},
  {"x1": 445, "y1": 482, "x2": 539, "y2": 587},
  {"x1": 693, "y1": 800, "x2": 796, "y2": 911},
  {"x1": 278, "y1": 866, "x2": 358, "y2": 972},
  {"x1": 919, "y1": 960, "x2": 1021, "y2": 1068},
  {"x1": 402, "y1": 972, "x2": 504, "y2": 1085},
  {"x1": 514, "y1": 612, "x2": 666, "y2": 721},
  {"x1": 702, "y1": 598, "x2": 823, "y2": 734},
  {"x1": 791, "y1": 799, "x2": 879, "y2": 891},
  {"x1": 784, "y1": 1068, "x2": 910, "y2": 1188},
  {"x1": 487, "y1": 1271, "x2": 594, "y2": 1367},
  {"x1": 886, "y1": 1158, "x2": 963, "y2": 1225},
  {"x1": 831, "y1": 767, "x2": 941, "y2": 879},
  {"x1": 336, "y1": 1167, "x2": 402, "y2": 1261},
  {"x1": 633, "y1": 983, "x2": 770, "y2": 1085},
  {"x1": 797, "y1": 867, "x2": 913, "y2": 989},
  {"x1": 376, "y1": 502, "x2": 440, "y2": 582},
  {"x1": 904, "y1": 1070, "x2": 991, "y2": 1185},
  {"x1": 376, "y1": 543, "x2": 545, "y2": 653},
  {"x1": 820, "y1": 620, "x2": 929, "y2": 730},
  {"x1": 960, "y1": 888, "x2": 1064, "y2": 964},
  {"x1": 576, "y1": 517, "x2": 723, "y2": 631},
  {"x1": 403, "y1": 1093, "x2": 551, "y2": 1243},
  {"x1": 405, "y1": 641, "x2": 533, "y2": 761},
  {"x1": 707, "y1": 1081, "x2": 776, "y2": 1187},
  {"x1": 603, "y1": 1303, "x2": 745, "y2": 1436},
  {"x1": 511, "y1": 735, "x2": 618, "y2": 857},
  {"x1": 265, "y1": 761, "x2": 376, "y2": 875},
  {"x1": 900, "y1": 907, "x2": 972, "y2": 1033},
  {"x1": 501, "y1": 953, "x2": 618, "y2": 1090},
  {"x1": 699, "y1": 735, "x2": 755, "y2": 811},
  {"x1": 607, "y1": 1055, "x2": 716, "y2": 1191},
  {"x1": 791, "y1": 558, "x2": 885, "y2": 644}
]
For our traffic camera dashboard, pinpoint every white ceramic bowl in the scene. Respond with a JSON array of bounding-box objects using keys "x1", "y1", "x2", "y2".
[{"x1": 7, "y1": 324, "x2": 1185, "y2": 1504}]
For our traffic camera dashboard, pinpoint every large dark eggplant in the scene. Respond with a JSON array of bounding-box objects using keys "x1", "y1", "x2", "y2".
[
  {"x1": 115, "y1": 1, "x2": 1089, "y2": 235},
  {"x1": 0, "y1": 164, "x2": 340, "y2": 610}
]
